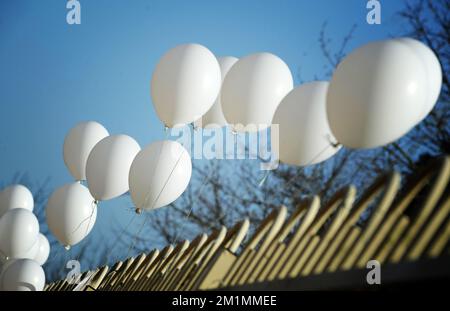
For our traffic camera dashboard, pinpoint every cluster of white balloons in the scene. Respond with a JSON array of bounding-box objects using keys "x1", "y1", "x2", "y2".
[
  {"x1": 45, "y1": 121, "x2": 192, "y2": 250},
  {"x1": 0, "y1": 185, "x2": 50, "y2": 291},
  {"x1": 327, "y1": 38, "x2": 442, "y2": 149},
  {"x1": 2, "y1": 38, "x2": 439, "y2": 291},
  {"x1": 151, "y1": 44, "x2": 295, "y2": 132},
  {"x1": 151, "y1": 39, "x2": 441, "y2": 166}
]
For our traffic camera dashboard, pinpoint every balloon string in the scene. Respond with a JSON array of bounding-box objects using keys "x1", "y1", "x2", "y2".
[
  {"x1": 44, "y1": 243, "x2": 67, "y2": 265},
  {"x1": 74, "y1": 200, "x2": 97, "y2": 264},
  {"x1": 259, "y1": 133, "x2": 340, "y2": 188},
  {"x1": 42, "y1": 197, "x2": 97, "y2": 270},
  {"x1": 283, "y1": 141, "x2": 340, "y2": 189},
  {"x1": 120, "y1": 125, "x2": 185, "y2": 259},
  {"x1": 101, "y1": 213, "x2": 138, "y2": 267},
  {"x1": 258, "y1": 170, "x2": 271, "y2": 187},
  {"x1": 179, "y1": 162, "x2": 238, "y2": 238},
  {"x1": 44, "y1": 199, "x2": 97, "y2": 278},
  {"x1": 142, "y1": 124, "x2": 190, "y2": 213},
  {"x1": 106, "y1": 125, "x2": 185, "y2": 270},
  {"x1": 196, "y1": 141, "x2": 342, "y2": 238},
  {"x1": 124, "y1": 146, "x2": 187, "y2": 257},
  {"x1": 150, "y1": 148, "x2": 186, "y2": 211},
  {"x1": 57, "y1": 244, "x2": 72, "y2": 282},
  {"x1": 172, "y1": 126, "x2": 254, "y2": 239},
  {"x1": 65, "y1": 201, "x2": 97, "y2": 242},
  {"x1": 170, "y1": 162, "x2": 214, "y2": 245},
  {"x1": 124, "y1": 213, "x2": 150, "y2": 260},
  {"x1": 135, "y1": 125, "x2": 171, "y2": 212}
]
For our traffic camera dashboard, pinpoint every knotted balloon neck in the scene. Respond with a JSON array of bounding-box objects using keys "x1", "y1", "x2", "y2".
[
  {"x1": 331, "y1": 141, "x2": 342, "y2": 148},
  {"x1": 326, "y1": 134, "x2": 341, "y2": 149},
  {"x1": 190, "y1": 122, "x2": 199, "y2": 132}
]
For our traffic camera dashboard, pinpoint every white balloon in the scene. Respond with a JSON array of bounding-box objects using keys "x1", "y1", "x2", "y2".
[
  {"x1": 0, "y1": 259, "x2": 15, "y2": 290},
  {"x1": 327, "y1": 39, "x2": 427, "y2": 149},
  {"x1": 13, "y1": 236, "x2": 39, "y2": 260},
  {"x1": 0, "y1": 259, "x2": 45, "y2": 291},
  {"x1": 86, "y1": 135, "x2": 141, "y2": 201},
  {"x1": 3, "y1": 231, "x2": 49, "y2": 265},
  {"x1": 46, "y1": 183, "x2": 97, "y2": 247},
  {"x1": 0, "y1": 184, "x2": 34, "y2": 217},
  {"x1": 63, "y1": 121, "x2": 109, "y2": 181},
  {"x1": 0, "y1": 208, "x2": 39, "y2": 260},
  {"x1": 151, "y1": 43, "x2": 222, "y2": 127},
  {"x1": 395, "y1": 38, "x2": 442, "y2": 122},
  {"x1": 221, "y1": 52, "x2": 293, "y2": 132},
  {"x1": 196, "y1": 56, "x2": 239, "y2": 128},
  {"x1": 34, "y1": 234, "x2": 50, "y2": 266},
  {"x1": 0, "y1": 258, "x2": 14, "y2": 274},
  {"x1": 129, "y1": 140, "x2": 192, "y2": 210},
  {"x1": 272, "y1": 82, "x2": 341, "y2": 166}
]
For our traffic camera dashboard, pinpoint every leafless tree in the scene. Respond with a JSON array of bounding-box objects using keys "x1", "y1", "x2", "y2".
[
  {"x1": 1, "y1": 173, "x2": 111, "y2": 281},
  {"x1": 134, "y1": 0, "x2": 449, "y2": 248},
  {"x1": 5, "y1": 0, "x2": 448, "y2": 280}
]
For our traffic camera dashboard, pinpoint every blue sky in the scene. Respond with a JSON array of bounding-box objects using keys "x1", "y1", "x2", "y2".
[
  {"x1": 0, "y1": 0, "x2": 411, "y2": 261},
  {"x1": 0, "y1": 0, "x2": 408, "y2": 187}
]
